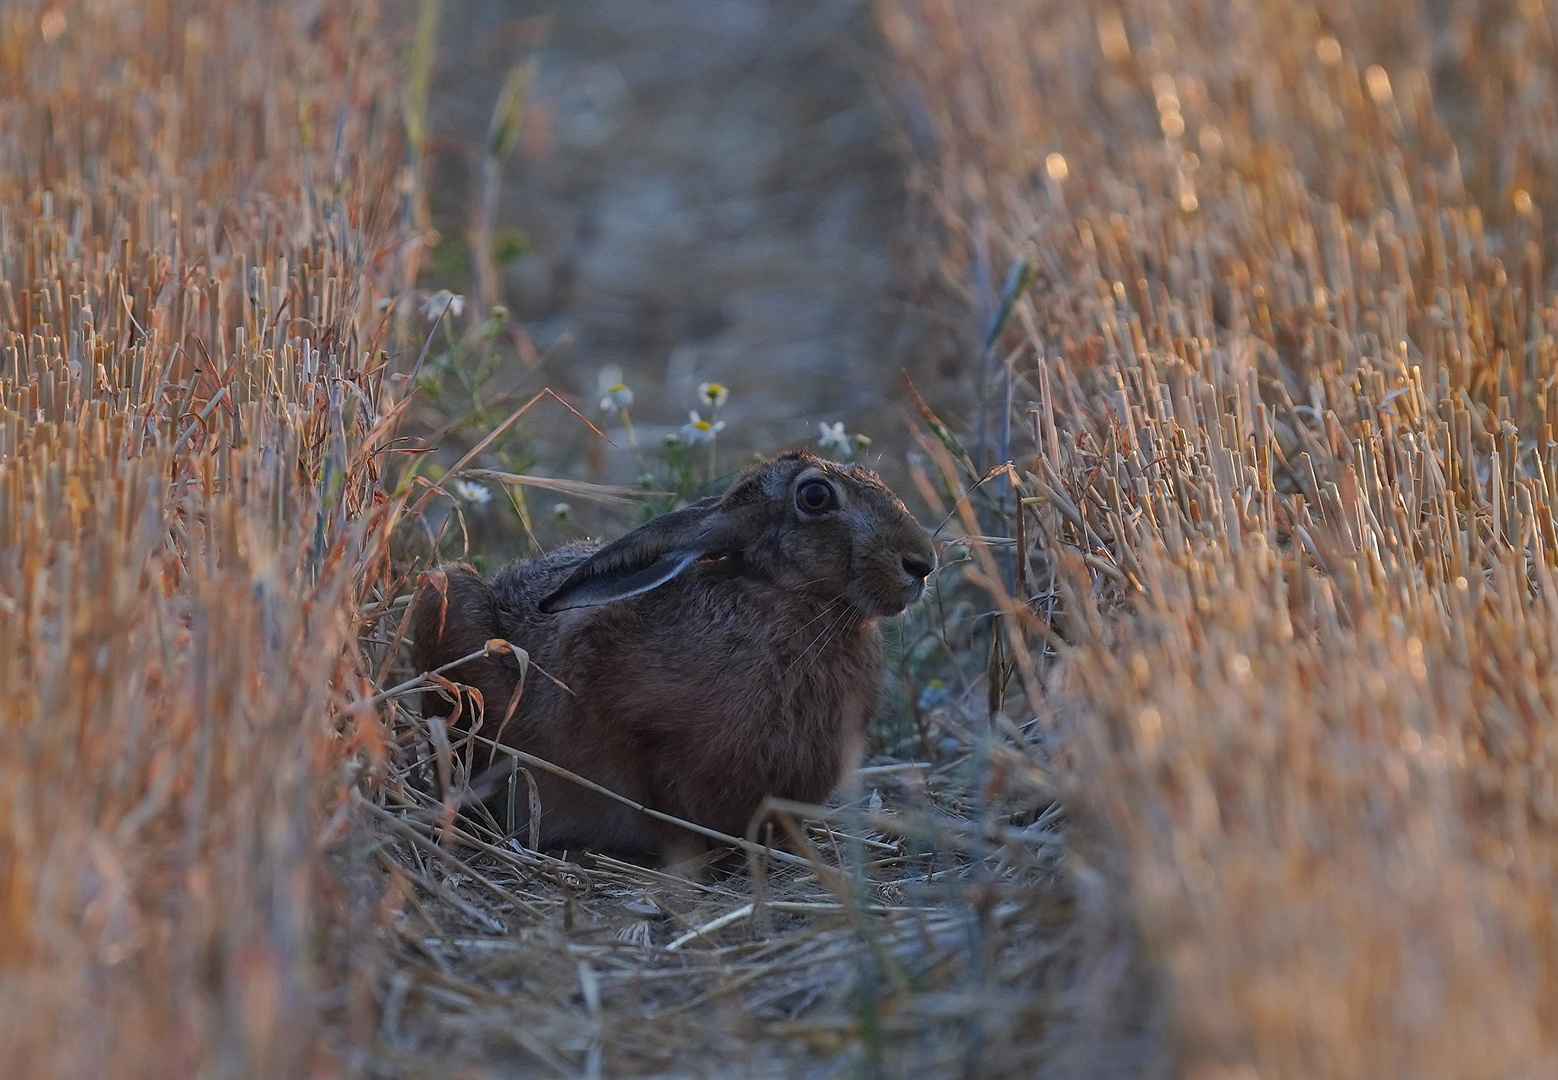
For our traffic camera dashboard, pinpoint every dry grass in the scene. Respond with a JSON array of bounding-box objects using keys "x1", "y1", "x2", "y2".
[
  {"x1": 0, "y1": 1, "x2": 401, "y2": 1075},
  {"x1": 878, "y1": 0, "x2": 1558, "y2": 1076},
  {"x1": 355, "y1": 762, "x2": 1071, "y2": 1078}
]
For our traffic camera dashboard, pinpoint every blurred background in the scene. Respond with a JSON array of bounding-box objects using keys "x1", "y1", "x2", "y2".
[{"x1": 397, "y1": 0, "x2": 962, "y2": 541}]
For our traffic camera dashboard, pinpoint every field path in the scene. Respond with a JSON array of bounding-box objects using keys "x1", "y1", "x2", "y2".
[{"x1": 414, "y1": 0, "x2": 951, "y2": 470}]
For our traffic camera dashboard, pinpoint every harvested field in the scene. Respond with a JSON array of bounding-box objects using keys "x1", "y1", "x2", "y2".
[
  {"x1": 877, "y1": 0, "x2": 1558, "y2": 1074},
  {"x1": 0, "y1": 0, "x2": 401, "y2": 1074},
  {"x1": 3, "y1": 0, "x2": 1557, "y2": 1078}
]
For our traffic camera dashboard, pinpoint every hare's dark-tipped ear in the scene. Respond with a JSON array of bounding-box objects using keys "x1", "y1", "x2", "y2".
[{"x1": 539, "y1": 499, "x2": 739, "y2": 613}]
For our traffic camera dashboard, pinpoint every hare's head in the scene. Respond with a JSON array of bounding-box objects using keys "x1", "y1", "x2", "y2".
[{"x1": 540, "y1": 451, "x2": 936, "y2": 618}]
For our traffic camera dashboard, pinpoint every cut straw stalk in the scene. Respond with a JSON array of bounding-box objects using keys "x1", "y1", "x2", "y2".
[{"x1": 664, "y1": 903, "x2": 756, "y2": 950}]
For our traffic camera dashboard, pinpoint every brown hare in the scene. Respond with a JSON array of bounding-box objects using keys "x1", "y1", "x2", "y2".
[{"x1": 410, "y1": 450, "x2": 936, "y2": 855}]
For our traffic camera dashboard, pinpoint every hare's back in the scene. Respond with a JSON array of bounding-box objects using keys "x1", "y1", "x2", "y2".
[{"x1": 487, "y1": 541, "x2": 602, "y2": 635}]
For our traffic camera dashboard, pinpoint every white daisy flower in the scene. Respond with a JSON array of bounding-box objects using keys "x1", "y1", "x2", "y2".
[
  {"x1": 818, "y1": 421, "x2": 852, "y2": 457},
  {"x1": 697, "y1": 382, "x2": 730, "y2": 409},
  {"x1": 450, "y1": 478, "x2": 492, "y2": 505},
  {"x1": 420, "y1": 290, "x2": 466, "y2": 321},
  {"x1": 681, "y1": 410, "x2": 726, "y2": 444},
  {"x1": 599, "y1": 383, "x2": 634, "y2": 412}
]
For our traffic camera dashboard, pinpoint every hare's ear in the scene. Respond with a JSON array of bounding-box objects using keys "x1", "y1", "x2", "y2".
[{"x1": 539, "y1": 498, "x2": 739, "y2": 613}]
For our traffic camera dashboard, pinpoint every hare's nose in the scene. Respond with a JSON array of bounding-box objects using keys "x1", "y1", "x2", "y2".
[{"x1": 901, "y1": 554, "x2": 934, "y2": 582}]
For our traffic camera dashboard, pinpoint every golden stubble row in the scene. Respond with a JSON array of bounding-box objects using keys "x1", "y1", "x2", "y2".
[
  {"x1": 0, "y1": 2, "x2": 401, "y2": 1077},
  {"x1": 880, "y1": 0, "x2": 1558, "y2": 1075}
]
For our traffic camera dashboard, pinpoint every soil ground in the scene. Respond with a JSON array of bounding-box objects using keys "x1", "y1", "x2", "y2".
[{"x1": 414, "y1": 0, "x2": 956, "y2": 483}]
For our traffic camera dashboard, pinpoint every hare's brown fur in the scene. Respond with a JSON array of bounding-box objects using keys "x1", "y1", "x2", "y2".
[{"x1": 410, "y1": 451, "x2": 935, "y2": 854}]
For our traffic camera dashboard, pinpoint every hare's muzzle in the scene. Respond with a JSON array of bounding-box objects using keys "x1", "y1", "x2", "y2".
[
  {"x1": 867, "y1": 547, "x2": 934, "y2": 615},
  {"x1": 897, "y1": 554, "x2": 933, "y2": 604}
]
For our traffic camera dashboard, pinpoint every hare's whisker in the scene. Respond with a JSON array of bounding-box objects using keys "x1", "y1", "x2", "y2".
[
  {"x1": 789, "y1": 595, "x2": 845, "y2": 637},
  {"x1": 783, "y1": 614, "x2": 840, "y2": 678},
  {"x1": 817, "y1": 604, "x2": 865, "y2": 669},
  {"x1": 782, "y1": 601, "x2": 856, "y2": 679}
]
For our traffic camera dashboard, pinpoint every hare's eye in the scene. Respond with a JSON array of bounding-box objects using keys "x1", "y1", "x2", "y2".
[{"x1": 796, "y1": 480, "x2": 837, "y2": 514}]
